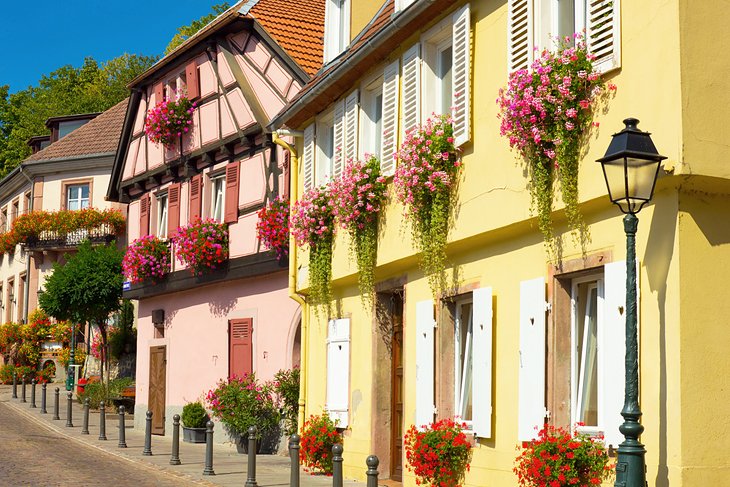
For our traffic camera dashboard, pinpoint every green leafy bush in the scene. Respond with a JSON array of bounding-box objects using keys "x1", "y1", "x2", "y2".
[
  {"x1": 0, "y1": 364, "x2": 34, "y2": 384},
  {"x1": 182, "y1": 401, "x2": 209, "y2": 428},
  {"x1": 273, "y1": 367, "x2": 300, "y2": 436},
  {"x1": 78, "y1": 377, "x2": 134, "y2": 410},
  {"x1": 207, "y1": 373, "x2": 279, "y2": 438}
]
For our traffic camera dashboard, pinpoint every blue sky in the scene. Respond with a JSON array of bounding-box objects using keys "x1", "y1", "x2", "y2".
[{"x1": 1, "y1": 1, "x2": 223, "y2": 93}]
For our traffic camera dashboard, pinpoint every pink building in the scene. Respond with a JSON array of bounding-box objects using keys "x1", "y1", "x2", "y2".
[{"x1": 106, "y1": 0, "x2": 324, "y2": 435}]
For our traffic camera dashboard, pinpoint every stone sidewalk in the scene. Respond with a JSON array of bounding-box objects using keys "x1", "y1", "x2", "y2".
[{"x1": 0, "y1": 384, "x2": 364, "y2": 487}]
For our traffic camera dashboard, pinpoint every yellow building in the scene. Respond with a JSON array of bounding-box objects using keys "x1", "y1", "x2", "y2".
[{"x1": 270, "y1": 0, "x2": 730, "y2": 485}]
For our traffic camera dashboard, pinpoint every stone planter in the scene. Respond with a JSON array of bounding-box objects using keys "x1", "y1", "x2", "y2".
[{"x1": 182, "y1": 426, "x2": 207, "y2": 443}]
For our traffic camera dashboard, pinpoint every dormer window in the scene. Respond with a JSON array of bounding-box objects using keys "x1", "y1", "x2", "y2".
[{"x1": 324, "y1": 0, "x2": 350, "y2": 63}]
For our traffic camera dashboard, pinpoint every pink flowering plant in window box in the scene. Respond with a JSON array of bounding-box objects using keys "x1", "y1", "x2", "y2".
[
  {"x1": 394, "y1": 114, "x2": 461, "y2": 297},
  {"x1": 144, "y1": 95, "x2": 196, "y2": 147},
  {"x1": 290, "y1": 186, "x2": 335, "y2": 311},
  {"x1": 330, "y1": 156, "x2": 387, "y2": 306},
  {"x1": 172, "y1": 218, "x2": 229, "y2": 275},
  {"x1": 122, "y1": 235, "x2": 171, "y2": 283},
  {"x1": 497, "y1": 33, "x2": 616, "y2": 253},
  {"x1": 256, "y1": 196, "x2": 290, "y2": 261}
]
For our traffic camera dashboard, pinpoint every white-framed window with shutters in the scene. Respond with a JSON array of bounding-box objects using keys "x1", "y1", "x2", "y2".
[
  {"x1": 360, "y1": 75, "x2": 383, "y2": 161},
  {"x1": 316, "y1": 111, "x2": 336, "y2": 187},
  {"x1": 422, "y1": 18, "x2": 454, "y2": 119},
  {"x1": 454, "y1": 298, "x2": 474, "y2": 426},
  {"x1": 210, "y1": 173, "x2": 226, "y2": 223},
  {"x1": 508, "y1": 0, "x2": 621, "y2": 73},
  {"x1": 326, "y1": 318, "x2": 350, "y2": 428},
  {"x1": 156, "y1": 192, "x2": 168, "y2": 238},
  {"x1": 323, "y1": 0, "x2": 350, "y2": 63}
]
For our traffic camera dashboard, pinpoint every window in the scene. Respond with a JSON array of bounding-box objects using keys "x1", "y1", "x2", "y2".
[
  {"x1": 454, "y1": 299, "x2": 474, "y2": 424},
  {"x1": 157, "y1": 193, "x2": 168, "y2": 237},
  {"x1": 67, "y1": 184, "x2": 90, "y2": 211},
  {"x1": 24, "y1": 192, "x2": 31, "y2": 213},
  {"x1": 361, "y1": 80, "x2": 383, "y2": 160},
  {"x1": 7, "y1": 279, "x2": 14, "y2": 323},
  {"x1": 324, "y1": 0, "x2": 350, "y2": 63},
  {"x1": 1, "y1": 207, "x2": 7, "y2": 233},
  {"x1": 423, "y1": 20, "x2": 454, "y2": 118},
  {"x1": 18, "y1": 274, "x2": 25, "y2": 322},
  {"x1": 316, "y1": 115, "x2": 335, "y2": 186},
  {"x1": 571, "y1": 275, "x2": 602, "y2": 431},
  {"x1": 211, "y1": 174, "x2": 225, "y2": 222},
  {"x1": 58, "y1": 119, "x2": 89, "y2": 139},
  {"x1": 11, "y1": 200, "x2": 19, "y2": 222}
]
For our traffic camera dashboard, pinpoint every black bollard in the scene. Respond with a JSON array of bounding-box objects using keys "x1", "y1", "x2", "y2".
[
  {"x1": 98, "y1": 401, "x2": 107, "y2": 440},
  {"x1": 366, "y1": 455, "x2": 380, "y2": 487},
  {"x1": 65, "y1": 392, "x2": 73, "y2": 427},
  {"x1": 203, "y1": 420, "x2": 215, "y2": 476},
  {"x1": 332, "y1": 444, "x2": 344, "y2": 487},
  {"x1": 40, "y1": 383, "x2": 47, "y2": 414},
  {"x1": 21, "y1": 376, "x2": 26, "y2": 403},
  {"x1": 53, "y1": 387, "x2": 60, "y2": 420},
  {"x1": 81, "y1": 398, "x2": 90, "y2": 434},
  {"x1": 12, "y1": 373, "x2": 17, "y2": 399},
  {"x1": 30, "y1": 379, "x2": 36, "y2": 408},
  {"x1": 118, "y1": 405, "x2": 127, "y2": 448},
  {"x1": 142, "y1": 410, "x2": 153, "y2": 455},
  {"x1": 245, "y1": 425, "x2": 258, "y2": 487},
  {"x1": 289, "y1": 434, "x2": 300, "y2": 487},
  {"x1": 170, "y1": 414, "x2": 181, "y2": 466}
]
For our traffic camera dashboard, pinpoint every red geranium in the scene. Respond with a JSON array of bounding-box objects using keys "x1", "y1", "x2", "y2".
[
  {"x1": 404, "y1": 418, "x2": 472, "y2": 487},
  {"x1": 299, "y1": 413, "x2": 342, "y2": 475},
  {"x1": 256, "y1": 196, "x2": 289, "y2": 260}
]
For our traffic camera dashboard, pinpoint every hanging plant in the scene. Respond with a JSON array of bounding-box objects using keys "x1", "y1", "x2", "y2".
[
  {"x1": 394, "y1": 114, "x2": 462, "y2": 297},
  {"x1": 122, "y1": 235, "x2": 171, "y2": 283},
  {"x1": 256, "y1": 196, "x2": 290, "y2": 261},
  {"x1": 290, "y1": 186, "x2": 335, "y2": 312},
  {"x1": 497, "y1": 33, "x2": 616, "y2": 254},
  {"x1": 172, "y1": 218, "x2": 229, "y2": 275},
  {"x1": 144, "y1": 95, "x2": 196, "y2": 147},
  {"x1": 330, "y1": 156, "x2": 388, "y2": 307}
]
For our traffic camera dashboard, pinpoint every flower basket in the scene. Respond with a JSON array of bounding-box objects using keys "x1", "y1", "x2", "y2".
[
  {"x1": 404, "y1": 418, "x2": 472, "y2": 487},
  {"x1": 145, "y1": 96, "x2": 196, "y2": 147},
  {"x1": 256, "y1": 196, "x2": 290, "y2": 261},
  {"x1": 172, "y1": 218, "x2": 229, "y2": 275},
  {"x1": 122, "y1": 235, "x2": 171, "y2": 284}
]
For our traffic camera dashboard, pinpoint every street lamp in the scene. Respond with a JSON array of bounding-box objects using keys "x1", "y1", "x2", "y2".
[{"x1": 597, "y1": 118, "x2": 665, "y2": 487}]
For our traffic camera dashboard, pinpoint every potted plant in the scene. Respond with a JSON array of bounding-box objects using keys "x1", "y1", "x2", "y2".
[
  {"x1": 404, "y1": 418, "x2": 472, "y2": 487},
  {"x1": 172, "y1": 218, "x2": 229, "y2": 275},
  {"x1": 122, "y1": 235, "x2": 171, "y2": 284},
  {"x1": 273, "y1": 367, "x2": 300, "y2": 436},
  {"x1": 145, "y1": 95, "x2": 196, "y2": 147},
  {"x1": 256, "y1": 196, "x2": 290, "y2": 263},
  {"x1": 299, "y1": 413, "x2": 342, "y2": 475},
  {"x1": 181, "y1": 401, "x2": 209, "y2": 443}
]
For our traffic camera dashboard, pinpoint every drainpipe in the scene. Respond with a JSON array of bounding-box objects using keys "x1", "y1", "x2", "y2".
[
  {"x1": 271, "y1": 130, "x2": 308, "y2": 432},
  {"x1": 19, "y1": 165, "x2": 33, "y2": 324}
]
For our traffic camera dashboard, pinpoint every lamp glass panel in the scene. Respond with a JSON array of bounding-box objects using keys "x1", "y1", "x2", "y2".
[
  {"x1": 601, "y1": 158, "x2": 627, "y2": 203},
  {"x1": 626, "y1": 157, "x2": 660, "y2": 201}
]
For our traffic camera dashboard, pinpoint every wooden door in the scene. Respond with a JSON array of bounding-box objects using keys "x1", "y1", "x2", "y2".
[
  {"x1": 229, "y1": 318, "x2": 253, "y2": 379},
  {"x1": 148, "y1": 345, "x2": 167, "y2": 435},
  {"x1": 390, "y1": 294, "x2": 405, "y2": 481}
]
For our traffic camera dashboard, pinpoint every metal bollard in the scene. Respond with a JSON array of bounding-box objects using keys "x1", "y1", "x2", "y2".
[
  {"x1": 366, "y1": 455, "x2": 380, "y2": 487},
  {"x1": 245, "y1": 425, "x2": 258, "y2": 487},
  {"x1": 332, "y1": 444, "x2": 344, "y2": 487},
  {"x1": 170, "y1": 414, "x2": 181, "y2": 465},
  {"x1": 143, "y1": 410, "x2": 153, "y2": 456},
  {"x1": 118, "y1": 405, "x2": 127, "y2": 448},
  {"x1": 81, "y1": 398, "x2": 90, "y2": 434},
  {"x1": 12, "y1": 373, "x2": 17, "y2": 399},
  {"x1": 21, "y1": 376, "x2": 27, "y2": 403},
  {"x1": 66, "y1": 392, "x2": 74, "y2": 427},
  {"x1": 203, "y1": 420, "x2": 215, "y2": 476},
  {"x1": 53, "y1": 387, "x2": 60, "y2": 420},
  {"x1": 41, "y1": 383, "x2": 47, "y2": 414},
  {"x1": 289, "y1": 434, "x2": 300, "y2": 487},
  {"x1": 98, "y1": 401, "x2": 107, "y2": 440},
  {"x1": 30, "y1": 379, "x2": 37, "y2": 408}
]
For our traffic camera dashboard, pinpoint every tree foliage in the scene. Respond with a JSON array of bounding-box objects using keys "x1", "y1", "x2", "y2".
[{"x1": 165, "y1": 3, "x2": 231, "y2": 54}]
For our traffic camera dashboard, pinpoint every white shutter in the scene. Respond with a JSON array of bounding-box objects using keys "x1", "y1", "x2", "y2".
[
  {"x1": 587, "y1": 0, "x2": 621, "y2": 73},
  {"x1": 380, "y1": 59, "x2": 400, "y2": 177},
  {"x1": 333, "y1": 99, "x2": 346, "y2": 178},
  {"x1": 472, "y1": 286, "x2": 493, "y2": 438},
  {"x1": 401, "y1": 43, "x2": 421, "y2": 136},
  {"x1": 452, "y1": 4, "x2": 471, "y2": 147},
  {"x1": 415, "y1": 299, "x2": 435, "y2": 429},
  {"x1": 344, "y1": 90, "x2": 359, "y2": 164},
  {"x1": 302, "y1": 123, "x2": 315, "y2": 192},
  {"x1": 518, "y1": 277, "x2": 546, "y2": 442},
  {"x1": 507, "y1": 0, "x2": 534, "y2": 72},
  {"x1": 326, "y1": 318, "x2": 351, "y2": 427}
]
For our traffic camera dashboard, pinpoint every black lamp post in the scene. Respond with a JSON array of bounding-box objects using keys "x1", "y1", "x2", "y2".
[{"x1": 597, "y1": 118, "x2": 665, "y2": 487}]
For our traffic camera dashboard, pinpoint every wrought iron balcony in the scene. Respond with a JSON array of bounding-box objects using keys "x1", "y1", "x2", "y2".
[{"x1": 23, "y1": 223, "x2": 119, "y2": 250}]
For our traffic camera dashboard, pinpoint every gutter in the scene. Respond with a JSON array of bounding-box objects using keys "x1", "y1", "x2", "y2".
[{"x1": 271, "y1": 130, "x2": 308, "y2": 433}]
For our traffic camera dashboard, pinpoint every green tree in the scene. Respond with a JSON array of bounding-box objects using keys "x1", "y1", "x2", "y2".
[
  {"x1": 165, "y1": 3, "x2": 230, "y2": 54},
  {"x1": 39, "y1": 241, "x2": 124, "y2": 383}
]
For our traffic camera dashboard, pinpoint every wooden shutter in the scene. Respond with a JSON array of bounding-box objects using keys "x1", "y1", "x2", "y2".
[
  {"x1": 587, "y1": 0, "x2": 621, "y2": 73},
  {"x1": 472, "y1": 286, "x2": 493, "y2": 438},
  {"x1": 380, "y1": 60, "x2": 400, "y2": 177},
  {"x1": 508, "y1": 0, "x2": 534, "y2": 72},
  {"x1": 167, "y1": 183, "x2": 181, "y2": 238},
  {"x1": 402, "y1": 43, "x2": 421, "y2": 136},
  {"x1": 229, "y1": 318, "x2": 253, "y2": 379},
  {"x1": 154, "y1": 82, "x2": 164, "y2": 103},
  {"x1": 302, "y1": 123, "x2": 315, "y2": 192},
  {"x1": 518, "y1": 277, "x2": 547, "y2": 441},
  {"x1": 189, "y1": 174, "x2": 202, "y2": 222},
  {"x1": 224, "y1": 161, "x2": 240, "y2": 224},
  {"x1": 415, "y1": 299, "x2": 435, "y2": 428},
  {"x1": 344, "y1": 90, "x2": 359, "y2": 163},
  {"x1": 452, "y1": 4, "x2": 471, "y2": 147},
  {"x1": 326, "y1": 318, "x2": 350, "y2": 427},
  {"x1": 139, "y1": 194, "x2": 150, "y2": 237},
  {"x1": 186, "y1": 61, "x2": 200, "y2": 100},
  {"x1": 333, "y1": 99, "x2": 346, "y2": 178}
]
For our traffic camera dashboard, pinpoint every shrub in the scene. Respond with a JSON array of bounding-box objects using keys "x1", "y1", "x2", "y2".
[
  {"x1": 57, "y1": 347, "x2": 86, "y2": 368},
  {"x1": 299, "y1": 413, "x2": 342, "y2": 475},
  {"x1": 122, "y1": 235, "x2": 171, "y2": 283},
  {"x1": 0, "y1": 364, "x2": 34, "y2": 384},
  {"x1": 172, "y1": 218, "x2": 229, "y2": 275},
  {"x1": 37, "y1": 363, "x2": 56, "y2": 383},
  {"x1": 77, "y1": 377, "x2": 134, "y2": 410},
  {"x1": 273, "y1": 367, "x2": 300, "y2": 436},
  {"x1": 206, "y1": 373, "x2": 279, "y2": 438},
  {"x1": 404, "y1": 418, "x2": 472, "y2": 487},
  {"x1": 182, "y1": 401, "x2": 209, "y2": 428}
]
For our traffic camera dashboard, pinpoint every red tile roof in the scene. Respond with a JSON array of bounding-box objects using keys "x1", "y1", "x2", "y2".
[{"x1": 27, "y1": 99, "x2": 128, "y2": 161}]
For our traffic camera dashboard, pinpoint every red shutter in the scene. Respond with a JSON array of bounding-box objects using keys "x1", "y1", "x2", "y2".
[
  {"x1": 189, "y1": 174, "x2": 202, "y2": 222},
  {"x1": 186, "y1": 61, "x2": 200, "y2": 100},
  {"x1": 229, "y1": 318, "x2": 253, "y2": 379},
  {"x1": 139, "y1": 194, "x2": 150, "y2": 236},
  {"x1": 224, "y1": 161, "x2": 240, "y2": 224},
  {"x1": 154, "y1": 83, "x2": 164, "y2": 103},
  {"x1": 167, "y1": 183, "x2": 181, "y2": 238}
]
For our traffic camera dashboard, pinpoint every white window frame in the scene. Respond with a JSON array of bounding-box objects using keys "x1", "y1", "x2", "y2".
[
  {"x1": 157, "y1": 193, "x2": 168, "y2": 238},
  {"x1": 535, "y1": 0, "x2": 586, "y2": 52},
  {"x1": 210, "y1": 173, "x2": 226, "y2": 223},
  {"x1": 315, "y1": 110, "x2": 336, "y2": 186},
  {"x1": 453, "y1": 298, "x2": 474, "y2": 428},
  {"x1": 421, "y1": 17, "x2": 454, "y2": 120},
  {"x1": 395, "y1": 0, "x2": 416, "y2": 13},
  {"x1": 323, "y1": 0, "x2": 351, "y2": 63},
  {"x1": 359, "y1": 75, "x2": 384, "y2": 160},
  {"x1": 66, "y1": 183, "x2": 90, "y2": 211}
]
